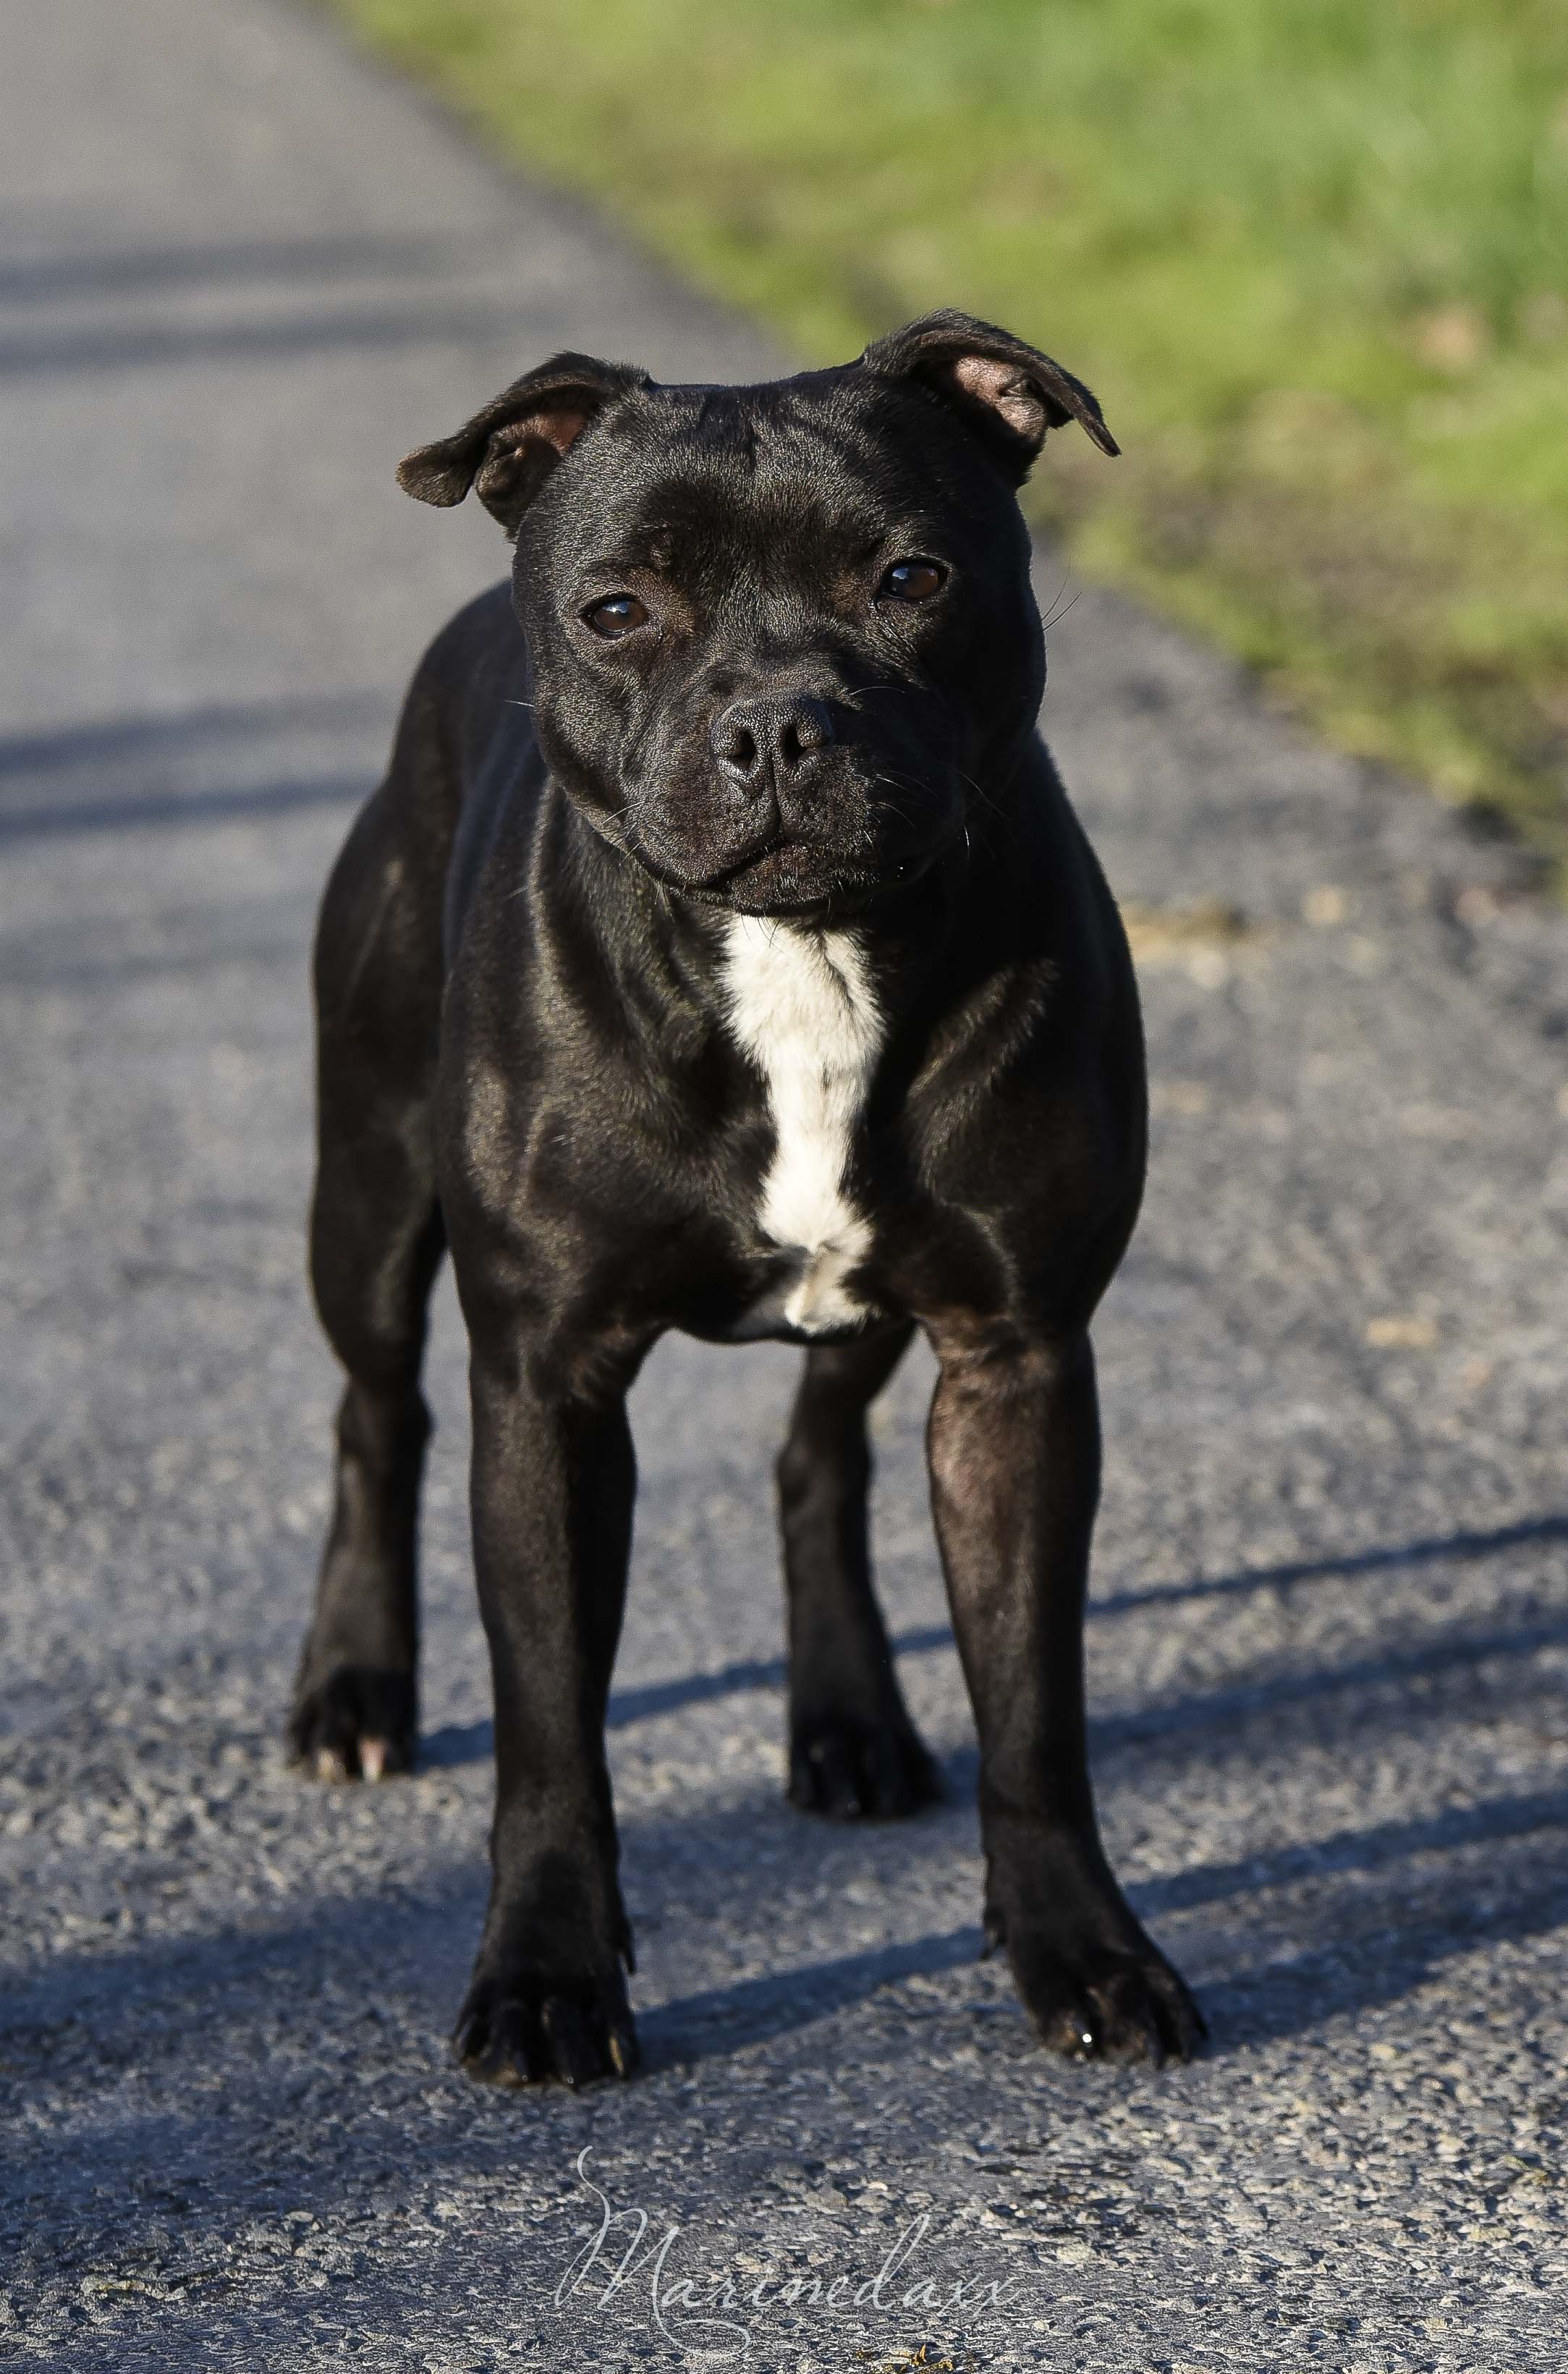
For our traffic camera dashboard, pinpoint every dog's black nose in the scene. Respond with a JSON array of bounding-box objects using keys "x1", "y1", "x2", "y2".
[{"x1": 710, "y1": 696, "x2": 836, "y2": 791}]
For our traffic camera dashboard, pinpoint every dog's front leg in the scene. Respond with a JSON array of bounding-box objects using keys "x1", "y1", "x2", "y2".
[
  {"x1": 452, "y1": 1332, "x2": 642, "y2": 2089},
  {"x1": 928, "y1": 1325, "x2": 1206, "y2": 2064}
]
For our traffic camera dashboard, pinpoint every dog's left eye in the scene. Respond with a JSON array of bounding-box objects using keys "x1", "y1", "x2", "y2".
[
  {"x1": 878, "y1": 559, "x2": 946, "y2": 604},
  {"x1": 583, "y1": 594, "x2": 650, "y2": 640}
]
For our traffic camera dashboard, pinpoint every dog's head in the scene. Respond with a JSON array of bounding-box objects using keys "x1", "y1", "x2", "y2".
[{"x1": 399, "y1": 311, "x2": 1117, "y2": 918}]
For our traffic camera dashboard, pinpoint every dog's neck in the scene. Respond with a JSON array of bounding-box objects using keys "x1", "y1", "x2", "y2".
[{"x1": 561, "y1": 739, "x2": 1046, "y2": 1048}]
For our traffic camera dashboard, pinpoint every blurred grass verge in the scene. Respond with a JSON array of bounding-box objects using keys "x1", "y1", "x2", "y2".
[{"x1": 326, "y1": 0, "x2": 1568, "y2": 881}]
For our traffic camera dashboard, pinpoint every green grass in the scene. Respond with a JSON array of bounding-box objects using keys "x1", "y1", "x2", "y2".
[{"x1": 329, "y1": 0, "x2": 1568, "y2": 873}]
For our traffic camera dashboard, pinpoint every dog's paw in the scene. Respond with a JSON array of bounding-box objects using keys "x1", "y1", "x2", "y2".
[
  {"x1": 1007, "y1": 1930, "x2": 1207, "y2": 2066},
  {"x1": 788, "y1": 1708, "x2": 941, "y2": 1820},
  {"x1": 453, "y1": 1960, "x2": 639, "y2": 2090},
  {"x1": 288, "y1": 1662, "x2": 416, "y2": 1783}
]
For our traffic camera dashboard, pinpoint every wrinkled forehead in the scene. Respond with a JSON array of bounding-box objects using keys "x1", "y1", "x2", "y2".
[{"x1": 545, "y1": 377, "x2": 968, "y2": 578}]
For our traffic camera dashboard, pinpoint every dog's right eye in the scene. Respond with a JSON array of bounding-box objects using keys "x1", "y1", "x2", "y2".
[{"x1": 582, "y1": 595, "x2": 650, "y2": 640}]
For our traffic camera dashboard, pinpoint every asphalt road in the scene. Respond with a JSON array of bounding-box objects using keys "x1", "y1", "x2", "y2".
[{"x1": 4, "y1": 4, "x2": 1568, "y2": 2369}]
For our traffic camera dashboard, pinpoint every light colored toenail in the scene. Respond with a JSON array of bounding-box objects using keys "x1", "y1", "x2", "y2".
[
  {"x1": 360, "y1": 1738, "x2": 389, "y2": 1781},
  {"x1": 315, "y1": 1747, "x2": 349, "y2": 1781}
]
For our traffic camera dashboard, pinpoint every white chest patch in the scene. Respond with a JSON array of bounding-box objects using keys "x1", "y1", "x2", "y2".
[{"x1": 721, "y1": 915, "x2": 884, "y2": 1333}]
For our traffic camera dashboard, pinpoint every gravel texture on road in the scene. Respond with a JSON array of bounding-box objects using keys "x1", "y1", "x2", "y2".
[{"x1": 4, "y1": 4, "x2": 1568, "y2": 2369}]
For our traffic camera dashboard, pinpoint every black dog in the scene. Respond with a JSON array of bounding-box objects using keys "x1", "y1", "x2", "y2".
[{"x1": 289, "y1": 310, "x2": 1205, "y2": 2085}]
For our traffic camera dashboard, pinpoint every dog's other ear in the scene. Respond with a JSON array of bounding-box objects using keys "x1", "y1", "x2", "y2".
[
  {"x1": 397, "y1": 352, "x2": 648, "y2": 535},
  {"x1": 860, "y1": 310, "x2": 1118, "y2": 483}
]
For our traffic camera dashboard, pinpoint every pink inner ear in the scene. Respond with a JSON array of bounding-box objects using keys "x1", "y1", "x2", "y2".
[
  {"x1": 525, "y1": 404, "x2": 590, "y2": 459},
  {"x1": 483, "y1": 406, "x2": 592, "y2": 476},
  {"x1": 474, "y1": 405, "x2": 593, "y2": 512},
  {"x1": 949, "y1": 355, "x2": 1043, "y2": 439}
]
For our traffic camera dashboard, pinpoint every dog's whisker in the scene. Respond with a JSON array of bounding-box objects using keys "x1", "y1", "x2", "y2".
[{"x1": 1038, "y1": 568, "x2": 1072, "y2": 629}]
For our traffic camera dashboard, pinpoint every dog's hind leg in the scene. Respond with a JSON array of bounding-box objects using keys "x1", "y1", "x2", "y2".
[
  {"x1": 289, "y1": 759, "x2": 450, "y2": 1782},
  {"x1": 776, "y1": 1320, "x2": 941, "y2": 1818}
]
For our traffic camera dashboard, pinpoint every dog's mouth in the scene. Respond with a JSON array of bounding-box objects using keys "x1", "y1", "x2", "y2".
[
  {"x1": 632, "y1": 805, "x2": 972, "y2": 915},
  {"x1": 699, "y1": 837, "x2": 890, "y2": 917},
  {"x1": 624, "y1": 828, "x2": 899, "y2": 917}
]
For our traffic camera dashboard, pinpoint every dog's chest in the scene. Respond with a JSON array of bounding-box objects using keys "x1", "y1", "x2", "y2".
[{"x1": 719, "y1": 917, "x2": 883, "y2": 1334}]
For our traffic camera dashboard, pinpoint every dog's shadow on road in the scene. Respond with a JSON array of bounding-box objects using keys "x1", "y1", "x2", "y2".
[
  {"x1": 420, "y1": 1624, "x2": 959, "y2": 1770},
  {"x1": 8, "y1": 1512, "x2": 1567, "y2": 2098},
  {"x1": 423, "y1": 1510, "x2": 1568, "y2": 1769},
  {"x1": 413, "y1": 1510, "x2": 1568, "y2": 2072},
  {"x1": 627, "y1": 1776, "x2": 1568, "y2": 2076}
]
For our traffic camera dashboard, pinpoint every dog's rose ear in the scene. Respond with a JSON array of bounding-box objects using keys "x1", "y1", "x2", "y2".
[
  {"x1": 860, "y1": 310, "x2": 1118, "y2": 483},
  {"x1": 397, "y1": 352, "x2": 648, "y2": 535}
]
